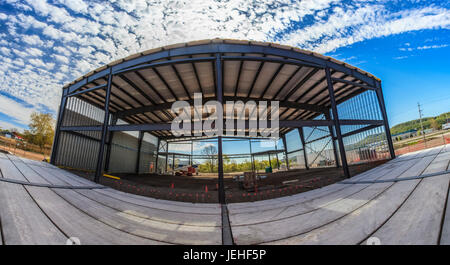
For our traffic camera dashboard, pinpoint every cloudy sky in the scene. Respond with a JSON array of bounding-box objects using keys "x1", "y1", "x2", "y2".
[{"x1": 0, "y1": 0, "x2": 449, "y2": 131}]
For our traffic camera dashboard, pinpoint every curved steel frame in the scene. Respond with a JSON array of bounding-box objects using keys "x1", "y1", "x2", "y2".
[{"x1": 51, "y1": 42, "x2": 396, "y2": 204}]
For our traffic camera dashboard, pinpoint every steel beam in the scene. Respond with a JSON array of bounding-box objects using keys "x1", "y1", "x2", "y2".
[
  {"x1": 282, "y1": 134, "x2": 290, "y2": 170},
  {"x1": 216, "y1": 54, "x2": 225, "y2": 204},
  {"x1": 339, "y1": 119, "x2": 384, "y2": 126},
  {"x1": 60, "y1": 126, "x2": 102, "y2": 131},
  {"x1": 133, "y1": 71, "x2": 173, "y2": 121},
  {"x1": 63, "y1": 130, "x2": 101, "y2": 143},
  {"x1": 249, "y1": 139, "x2": 255, "y2": 172},
  {"x1": 284, "y1": 68, "x2": 320, "y2": 100},
  {"x1": 153, "y1": 67, "x2": 178, "y2": 100},
  {"x1": 171, "y1": 64, "x2": 192, "y2": 100},
  {"x1": 109, "y1": 123, "x2": 171, "y2": 132},
  {"x1": 115, "y1": 96, "x2": 327, "y2": 118},
  {"x1": 135, "y1": 131, "x2": 144, "y2": 174},
  {"x1": 261, "y1": 63, "x2": 284, "y2": 98},
  {"x1": 375, "y1": 81, "x2": 396, "y2": 159},
  {"x1": 113, "y1": 56, "x2": 216, "y2": 75},
  {"x1": 107, "y1": 78, "x2": 159, "y2": 123},
  {"x1": 66, "y1": 43, "x2": 377, "y2": 94},
  {"x1": 165, "y1": 143, "x2": 168, "y2": 174},
  {"x1": 247, "y1": 58, "x2": 265, "y2": 97},
  {"x1": 341, "y1": 124, "x2": 382, "y2": 138},
  {"x1": 50, "y1": 89, "x2": 68, "y2": 164},
  {"x1": 272, "y1": 66, "x2": 302, "y2": 100},
  {"x1": 222, "y1": 55, "x2": 323, "y2": 69},
  {"x1": 155, "y1": 137, "x2": 160, "y2": 174},
  {"x1": 94, "y1": 68, "x2": 112, "y2": 183},
  {"x1": 67, "y1": 83, "x2": 106, "y2": 97},
  {"x1": 325, "y1": 112, "x2": 340, "y2": 168},
  {"x1": 59, "y1": 118, "x2": 381, "y2": 135},
  {"x1": 298, "y1": 127, "x2": 309, "y2": 170},
  {"x1": 331, "y1": 77, "x2": 376, "y2": 90},
  {"x1": 325, "y1": 67, "x2": 350, "y2": 178},
  {"x1": 104, "y1": 115, "x2": 118, "y2": 172}
]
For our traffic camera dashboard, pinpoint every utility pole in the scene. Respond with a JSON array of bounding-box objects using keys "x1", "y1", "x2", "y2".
[{"x1": 417, "y1": 102, "x2": 426, "y2": 147}]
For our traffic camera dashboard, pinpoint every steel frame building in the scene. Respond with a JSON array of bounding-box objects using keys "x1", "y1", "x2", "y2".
[{"x1": 51, "y1": 39, "x2": 395, "y2": 204}]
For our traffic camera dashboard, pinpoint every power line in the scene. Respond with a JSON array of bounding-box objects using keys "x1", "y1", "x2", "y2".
[{"x1": 417, "y1": 102, "x2": 427, "y2": 147}]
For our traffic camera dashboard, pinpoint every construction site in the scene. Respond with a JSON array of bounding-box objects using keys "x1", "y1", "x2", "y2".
[
  {"x1": 1, "y1": 39, "x2": 450, "y2": 246},
  {"x1": 50, "y1": 39, "x2": 395, "y2": 204}
]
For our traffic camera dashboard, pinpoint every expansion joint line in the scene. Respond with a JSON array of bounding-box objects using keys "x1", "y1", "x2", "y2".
[
  {"x1": 221, "y1": 204, "x2": 235, "y2": 245},
  {"x1": 341, "y1": 170, "x2": 450, "y2": 184},
  {"x1": 0, "y1": 177, "x2": 106, "y2": 190}
]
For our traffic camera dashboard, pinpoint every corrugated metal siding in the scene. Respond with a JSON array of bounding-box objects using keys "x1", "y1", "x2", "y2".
[
  {"x1": 56, "y1": 97, "x2": 109, "y2": 171},
  {"x1": 56, "y1": 131, "x2": 101, "y2": 171},
  {"x1": 108, "y1": 131, "x2": 139, "y2": 173},
  {"x1": 138, "y1": 133, "x2": 158, "y2": 174}
]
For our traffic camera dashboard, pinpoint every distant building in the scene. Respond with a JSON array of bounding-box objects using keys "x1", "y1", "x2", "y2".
[
  {"x1": 3, "y1": 132, "x2": 14, "y2": 139},
  {"x1": 1, "y1": 132, "x2": 22, "y2": 140},
  {"x1": 443, "y1": 118, "x2": 450, "y2": 130},
  {"x1": 392, "y1": 129, "x2": 417, "y2": 141}
]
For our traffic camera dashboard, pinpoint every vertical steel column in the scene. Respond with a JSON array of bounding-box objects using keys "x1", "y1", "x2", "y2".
[
  {"x1": 249, "y1": 139, "x2": 255, "y2": 172},
  {"x1": 375, "y1": 81, "x2": 396, "y2": 159},
  {"x1": 275, "y1": 143, "x2": 280, "y2": 169},
  {"x1": 325, "y1": 67, "x2": 350, "y2": 178},
  {"x1": 94, "y1": 68, "x2": 113, "y2": 183},
  {"x1": 298, "y1": 127, "x2": 309, "y2": 170},
  {"x1": 325, "y1": 111, "x2": 340, "y2": 167},
  {"x1": 155, "y1": 138, "x2": 160, "y2": 174},
  {"x1": 165, "y1": 151, "x2": 168, "y2": 174},
  {"x1": 172, "y1": 153, "x2": 175, "y2": 174},
  {"x1": 104, "y1": 115, "x2": 118, "y2": 172},
  {"x1": 282, "y1": 134, "x2": 290, "y2": 170},
  {"x1": 190, "y1": 141, "x2": 193, "y2": 165},
  {"x1": 135, "y1": 131, "x2": 144, "y2": 174},
  {"x1": 50, "y1": 89, "x2": 68, "y2": 164},
  {"x1": 216, "y1": 53, "x2": 225, "y2": 204}
]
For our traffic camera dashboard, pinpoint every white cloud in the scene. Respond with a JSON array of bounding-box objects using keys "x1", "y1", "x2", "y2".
[
  {"x1": 417, "y1": 44, "x2": 449, "y2": 49},
  {"x1": 280, "y1": 5, "x2": 450, "y2": 53},
  {"x1": 399, "y1": 43, "x2": 448, "y2": 51},
  {"x1": 27, "y1": 47, "x2": 44, "y2": 57},
  {"x1": 0, "y1": 120, "x2": 26, "y2": 131},
  {"x1": 54, "y1": 54, "x2": 69, "y2": 64},
  {"x1": 25, "y1": 0, "x2": 73, "y2": 23},
  {"x1": 56, "y1": 0, "x2": 89, "y2": 14},
  {"x1": 53, "y1": 46, "x2": 71, "y2": 56},
  {"x1": 12, "y1": 48, "x2": 28, "y2": 58},
  {"x1": 0, "y1": 47, "x2": 11, "y2": 56},
  {"x1": 22, "y1": 34, "x2": 45, "y2": 46},
  {"x1": 0, "y1": 0, "x2": 449, "y2": 129},
  {"x1": 0, "y1": 94, "x2": 35, "y2": 125}
]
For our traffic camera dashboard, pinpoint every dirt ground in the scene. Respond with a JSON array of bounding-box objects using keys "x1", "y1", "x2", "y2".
[
  {"x1": 70, "y1": 160, "x2": 387, "y2": 203},
  {"x1": 394, "y1": 132, "x2": 450, "y2": 156},
  {"x1": 0, "y1": 144, "x2": 48, "y2": 161}
]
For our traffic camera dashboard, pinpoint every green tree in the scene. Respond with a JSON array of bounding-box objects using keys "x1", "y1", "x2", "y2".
[
  {"x1": 25, "y1": 112, "x2": 55, "y2": 152},
  {"x1": 201, "y1": 145, "x2": 217, "y2": 173},
  {"x1": 430, "y1": 118, "x2": 440, "y2": 130}
]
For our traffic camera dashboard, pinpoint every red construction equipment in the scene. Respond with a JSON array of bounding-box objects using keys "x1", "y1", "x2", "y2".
[{"x1": 174, "y1": 166, "x2": 196, "y2": 176}]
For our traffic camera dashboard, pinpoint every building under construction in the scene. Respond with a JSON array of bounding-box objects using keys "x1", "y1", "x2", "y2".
[{"x1": 50, "y1": 39, "x2": 395, "y2": 203}]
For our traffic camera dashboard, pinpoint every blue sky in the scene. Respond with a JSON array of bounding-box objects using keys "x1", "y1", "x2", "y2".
[{"x1": 0, "y1": 0, "x2": 449, "y2": 132}]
